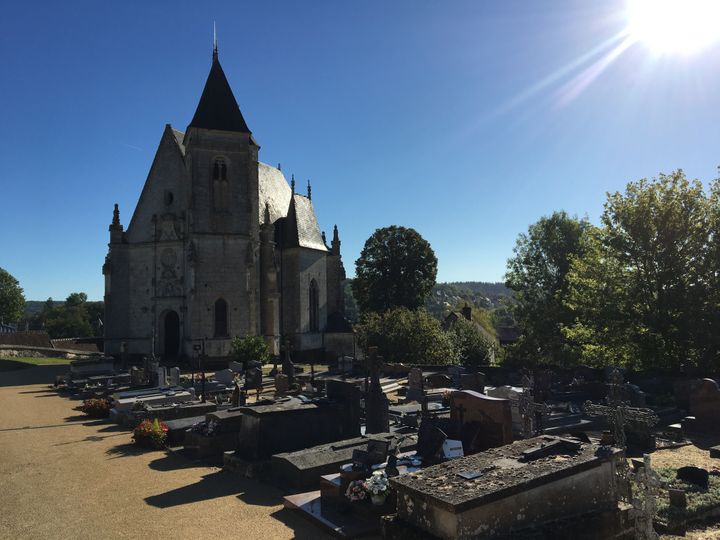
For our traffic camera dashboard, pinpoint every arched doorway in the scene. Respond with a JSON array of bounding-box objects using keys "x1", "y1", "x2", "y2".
[{"x1": 163, "y1": 310, "x2": 180, "y2": 359}]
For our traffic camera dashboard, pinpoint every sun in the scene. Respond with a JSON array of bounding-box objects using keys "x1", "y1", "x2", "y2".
[{"x1": 627, "y1": 0, "x2": 720, "y2": 55}]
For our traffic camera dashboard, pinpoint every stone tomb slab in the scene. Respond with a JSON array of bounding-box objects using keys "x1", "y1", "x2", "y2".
[
  {"x1": 235, "y1": 397, "x2": 351, "y2": 460},
  {"x1": 270, "y1": 433, "x2": 418, "y2": 490},
  {"x1": 391, "y1": 436, "x2": 620, "y2": 540}
]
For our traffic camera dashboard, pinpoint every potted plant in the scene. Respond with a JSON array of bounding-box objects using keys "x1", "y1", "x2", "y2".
[
  {"x1": 344, "y1": 480, "x2": 368, "y2": 502},
  {"x1": 132, "y1": 418, "x2": 169, "y2": 449},
  {"x1": 79, "y1": 398, "x2": 111, "y2": 418},
  {"x1": 365, "y1": 471, "x2": 390, "y2": 505}
]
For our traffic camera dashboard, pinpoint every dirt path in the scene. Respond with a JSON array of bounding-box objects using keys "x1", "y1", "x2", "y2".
[{"x1": 0, "y1": 368, "x2": 330, "y2": 540}]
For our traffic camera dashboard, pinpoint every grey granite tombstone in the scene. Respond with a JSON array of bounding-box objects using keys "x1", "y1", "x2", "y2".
[
  {"x1": 365, "y1": 347, "x2": 389, "y2": 434},
  {"x1": 407, "y1": 367, "x2": 424, "y2": 402}
]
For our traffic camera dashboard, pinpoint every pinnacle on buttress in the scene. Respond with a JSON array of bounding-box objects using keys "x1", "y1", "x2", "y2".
[
  {"x1": 263, "y1": 202, "x2": 271, "y2": 225},
  {"x1": 307, "y1": 179, "x2": 312, "y2": 200},
  {"x1": 291, "y1": 174, "x2": 295, "y2": 194},
  {"x1": 112, "y1": 203, "x2": 120, "y2": 226}
]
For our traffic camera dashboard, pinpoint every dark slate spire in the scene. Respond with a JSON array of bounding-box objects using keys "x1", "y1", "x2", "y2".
[{"x1": 188, "y1": 43, "x2": 251, "y2": 133}]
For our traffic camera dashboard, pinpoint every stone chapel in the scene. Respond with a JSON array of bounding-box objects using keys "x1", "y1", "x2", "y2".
[{"x1": 103, "y1": 46, "x2": 348, "y2": 361}]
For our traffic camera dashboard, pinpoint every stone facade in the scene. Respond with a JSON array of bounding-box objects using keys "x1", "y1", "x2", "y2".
[{"x1": 103, "y1": 49, "x2": 346, "y2": 360}]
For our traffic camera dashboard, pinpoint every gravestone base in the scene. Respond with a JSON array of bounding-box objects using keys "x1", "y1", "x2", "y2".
[{"x1": 183, "y1": 430, "x2": 237, "y2": 460}]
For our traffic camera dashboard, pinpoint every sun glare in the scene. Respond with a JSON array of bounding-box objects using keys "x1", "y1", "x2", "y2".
[{"x1": 628, "y1": 0, "x2": 720, "y2": 55}]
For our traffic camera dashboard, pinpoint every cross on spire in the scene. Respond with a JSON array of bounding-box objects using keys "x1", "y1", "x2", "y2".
[{"x1": 213, "y1": 22, "x2": 218, "y2": 61}]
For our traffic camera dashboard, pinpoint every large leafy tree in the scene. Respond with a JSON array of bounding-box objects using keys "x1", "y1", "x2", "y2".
[
  {"x1": 355, "y1": 307, "x2": 456, "y2": 364},
  {"x1": 0, "y1": 267, "x2": 25, "y2": 324},
  {"x1": 45, "y1": 292, "x2": 94, "y2": 338},
  {"x1": 352, "y1": 226, "x2": 438, "y2": 314},
  {"x1": 505, "y1": 211, "x2": 589, "y2": 366},
  {"x1": 564, "y1": 171, "x2": 709, "y2": 370},
  {"x1": 446, "y1": 316, "x2": 494, "y2": 368}
]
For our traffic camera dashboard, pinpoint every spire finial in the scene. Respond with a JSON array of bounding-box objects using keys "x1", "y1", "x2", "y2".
[
  {"x1": 307, "y1": 179, "x2": 312, "y2": 200},
  {"x1": 322, "y1": 231, "x2": 327, "y2": 245},
  {"x1": 213, "y1": 22, "x2": 218, "y2": 61},
  {"x1": 112, "y1": 203, "x2": 120, "y2": 226},
  {"x1": 264, "y1": 202, "x2": 271, "y2": 224},
  {"x1": 291, "y1": 174, "x2": 295, "y2": 194}
]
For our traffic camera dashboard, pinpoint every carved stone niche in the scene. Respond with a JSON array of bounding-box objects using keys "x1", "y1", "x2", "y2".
[
  {"x1": 159, "y1": 212, "x2": 182, "y2": 241},
  {"x1": 158, "y1": 247, "x2": 182, "y2": 297}
]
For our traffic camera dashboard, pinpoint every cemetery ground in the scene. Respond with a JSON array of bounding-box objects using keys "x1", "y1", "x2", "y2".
[{"x1": 0, "y1": 363, "x2": 331, "y2": 540}]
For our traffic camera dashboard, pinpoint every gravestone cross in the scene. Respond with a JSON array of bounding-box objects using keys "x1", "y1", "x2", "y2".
[
  {"x1": 631, "y1": 454, "x2": 662, "y2": 540},
  {"x1": 608, "y1": 369, "x2": 627, "y2": 407},
  {"x1": 584, "y1": 401, "x2": 658, "y2": 450}
]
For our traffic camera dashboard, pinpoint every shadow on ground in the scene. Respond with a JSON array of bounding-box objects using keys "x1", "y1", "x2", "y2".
[
  {"x1": 0, "y1": 363, "x2": 68, "y2": 387},
  {"x1": 144, "y1": 472, "x2": 281, "y2": 509},
  {"x1": 270, "y1": 508, "x2": 335, "y2": 540},
  {"x1": 148, "y1": 453, "x2": 203, "y2": 472},
  {"x1": 106, "y1": 442, "x2": 145, "y2": 458}
]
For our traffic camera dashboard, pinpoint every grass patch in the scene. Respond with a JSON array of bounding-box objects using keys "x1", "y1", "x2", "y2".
[
  {"x1": 652, "y1": 467, "x2": 720, "y2": 527},
  {"x1": 0, "y1": 357, "x2": 71, "y2": 371}
]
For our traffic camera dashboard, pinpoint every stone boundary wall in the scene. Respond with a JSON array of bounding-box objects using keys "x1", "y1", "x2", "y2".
[{"x1": 0, "y1": 344, "x2": 99, "y2": 359}]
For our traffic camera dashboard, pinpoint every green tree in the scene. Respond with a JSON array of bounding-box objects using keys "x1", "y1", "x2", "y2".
[
  {"x1": 446, "y1": 317, "x2": 494, "y2": 368},
  {"x1": 564, "y1": 171, "x2": 709, "y2": 370},
  {"x1": 352, "y1": 226, "x2": 438, "y2": 314},
  {"x1": 230, "y1": 335, "x2": 271, "y2": 366},
  {"x1": 45, "y1": 292, "x2": 93, "y2": 338},
  {"x1": 505, "y1": 211, "x2": 589, "y2": 366},
  {"x1": 355, "y1": 307, "x2": 456, "y2": 364},
  {"x1": 0, "y1": 267, "x2": 25, "y2": 324}
]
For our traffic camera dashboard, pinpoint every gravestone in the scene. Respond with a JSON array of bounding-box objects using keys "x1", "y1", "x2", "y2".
[
  {"x1": 338, "y1": 356, "x2": 354, "y2": 374},
  {"x1": 214, "y1": 368, "x2": 235, "y2": 386},
  {"x1": 244, "y1": 367, "x2": 263, "y2": 396},
  {"x1": 416, "y1": 422, "x2": 448, "y2": 462},
  {"x1": 449, "y1": 390, "x2": 513, "y2": 453},
  {"x1": 631, "y1": 454, "x2": 661, "y2": 540},
  {"x1": 687, "y1": 379, "x2": 720, "y2": 434},
  {"x1": 448, "y1": 366, "x2": 466, "y2": 388},
  {"x1": 533, "y1": 369, "x2": 553, "y2": 403},
  {"x1": 407, "y1": 367, "x2": 424, "y2": 402},
  {"x1": 282, "y1": 339, "x2": 295, "y2": 387},
  {"x1": 365, "y1": 347, "x2": 389, "y2": 434},
  {"x1": 156, "y1": 366, "x2": 167, "y2": 387},
  {"x1": 229, "y1": 361, "x2": 244, "y2": 373},
  {"x1": 425, "y1": 373, "x2": 453, "y2": 389},
  {"x1": 326, "y1": 380, "x2": 362, "y2": 439},
  {"x1": 275, "y1": 374, "x2": 289, "y2": 394},
  {"x1": 130, "y1": 367, "x2": 145, "y2": 386},
  {"x1": 460, "y1": 372, "x2": 486, "y2": 394},
  {"x1": 168, "y1": 367, "x2": 180, "y2": 387}
]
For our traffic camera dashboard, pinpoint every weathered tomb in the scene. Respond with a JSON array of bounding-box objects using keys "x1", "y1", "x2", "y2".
[
  {"x1": 271, "y1": 432, "x2": 418, "y2": 490},
  {"x1": 390, "y1": 436, "x2": 625, "y2": 540},
  {"x1": 235, "y1": 391, "x2": 361, "y2": 460}
]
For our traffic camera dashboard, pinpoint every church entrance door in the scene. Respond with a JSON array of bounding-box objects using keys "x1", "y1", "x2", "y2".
[{"x1": 163, "y1": 310, "x2": 180, "y2": 359}]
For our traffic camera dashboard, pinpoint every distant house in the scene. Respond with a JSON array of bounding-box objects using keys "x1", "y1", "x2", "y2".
[{"x1": 443, "y1": 305, "x2": 496, "y2": 343}]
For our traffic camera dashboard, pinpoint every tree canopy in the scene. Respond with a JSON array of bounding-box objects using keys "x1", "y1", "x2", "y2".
[
  {"x1": 352, "y1": 226, "x2": 437, "y2": 313},
  {"x1": 505, "y1": 211, "x2": 589, "y2": 366},
  {"x1": 564, "y1": 171, "x2": 713, "y2": 370},
  {"x1": 355, "y1": 307, "x2": 456, "y2": 364},
  {"x1": 230, "y1": 335, "x2": 271, "y2": 366},
  {"x1": 0, "y1": 267, "x2": 25, "y2": 324}
]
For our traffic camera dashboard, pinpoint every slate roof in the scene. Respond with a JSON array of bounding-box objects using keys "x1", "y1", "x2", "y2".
[
  {"x1": 188, "y1": 54, "x2": 251, "y2": 133},
  {"x1": 258, "y1": 162, "x2": 292, "y2": 224},
  {"x1": 278, "y1": 194, "x2": 328, "y2": 252},
  {"x1": 171, "y1": 128, "x2": 186, "y2": 156}
]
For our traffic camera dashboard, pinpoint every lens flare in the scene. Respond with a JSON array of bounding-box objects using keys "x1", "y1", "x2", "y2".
[{"x1": 628, "y1": 0, "x2": 720, "y2": 55}]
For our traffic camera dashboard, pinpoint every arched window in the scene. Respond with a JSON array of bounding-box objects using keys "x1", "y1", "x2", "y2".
[
  {"x1": 309, "y1": 279, "x2": 319, "y2": 332},
  {"x1": 212, "y1": 158, "x2": 229, "y2": 209},
  {"x1": 214, "y1": 298, "x2": 228, "y2": 337}
]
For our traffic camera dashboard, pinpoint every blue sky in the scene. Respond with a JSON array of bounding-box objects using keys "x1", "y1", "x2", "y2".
[{"x1": 2, "y1": 0, "x2": 719, "y2": 301}]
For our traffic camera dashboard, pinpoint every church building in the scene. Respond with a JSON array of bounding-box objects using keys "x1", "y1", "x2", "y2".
[{"x1": 103, "y1": 46, "x2": 347, "y2": 361}]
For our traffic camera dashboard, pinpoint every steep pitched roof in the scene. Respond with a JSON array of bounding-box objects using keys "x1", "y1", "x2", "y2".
[
  {"x1": 276, "y1": 194, "x2": 328, "y2": 252},
  {"x1": 258, "y1": 163, "x2": 292, "y2": 223},
  {"x1": 188, "y1": 54, "x2": 251, "y2": 133}
]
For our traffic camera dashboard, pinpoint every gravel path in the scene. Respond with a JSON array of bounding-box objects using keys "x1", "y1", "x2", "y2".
[{"x1": 0, "y1": 367, "x2": 330, "y2": 540}]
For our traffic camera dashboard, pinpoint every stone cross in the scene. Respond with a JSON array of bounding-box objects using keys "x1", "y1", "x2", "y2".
[
  {"x1": 607, "y1": 368, "x2": 626, "y2": 407},
  {"x1": 583, "y1": 401, "x2": 658, "y2": 450},
  {"x1": 630, "y1": 454, "x2": 662, "y2": 540}
]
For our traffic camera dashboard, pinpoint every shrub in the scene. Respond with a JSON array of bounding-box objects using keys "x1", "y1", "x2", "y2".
[
  {"x1": 230, "y1": 335, "x2": 271, "y2": 367},
  {"x1": 132, "y1": 418, "x2": 169, "y2": 449},
  {"x1": 79, "y1": 398, "x2": 110, "y2": 418}
]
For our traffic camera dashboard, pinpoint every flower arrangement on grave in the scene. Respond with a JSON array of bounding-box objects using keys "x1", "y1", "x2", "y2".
[
  {"x1": 189, "y1": 419, "x2": 220, "y2": 437},
  {"x1": 365, "y1": 471, "x2": 391, "y2": 505},
  {"x1": 79, "y1": 398, "x2": 111, "y2": 418},
  {"x1": 345, "y1": 480, "x2": 368, "y2": 502},
  {"x1": 132, "y1": 418, "x2": 169, "y2": 449},
  {"x1": 345, "y1": 472, "x2": 391, "y2": 505}
]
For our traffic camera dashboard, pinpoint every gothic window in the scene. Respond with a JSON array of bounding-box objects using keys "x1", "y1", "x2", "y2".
[
  {"x1": 212, "y1": 158, "x2": 229, "y2": 209},
  {"x1": 309, "y1": 279, "x2": 319, "y2": 332},
  {"x1": 214, "y1": 298, "x2": 228, "y2": 337}
]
